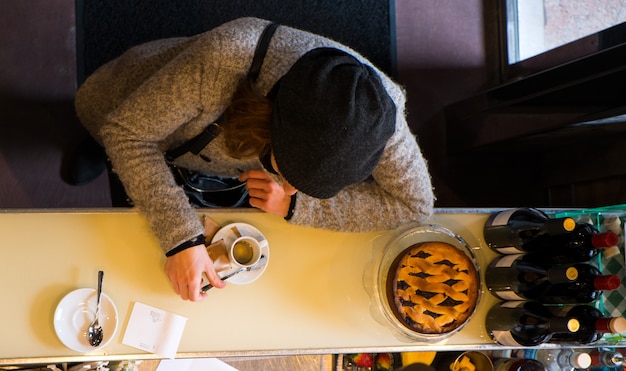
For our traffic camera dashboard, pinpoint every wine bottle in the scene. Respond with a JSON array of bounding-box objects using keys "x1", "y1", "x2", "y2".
[
  {"x1": 521, "y1": 222, "x2": 618, "y2": 263},
  {"x1": 492, "y1": 257, "x2": 622, "y2": 303},
  {"x1": 492, "y1": 358, "x2": 547, "y2": 371},
  {"x1": 485, "y1": 301, "x2": 580, "y2": 347},
  {"x1": 590, "y1": 349, "x2": 625, "y2": 368},
  {"x1": 533, "y1": 263, "x2": 621, "y2": 304},
  {"x1": 484, "y1": 208, "x2": 575, "y2": 254},
  {"x1": 485, "y1": 254, "x2": 578, "y2": 301},
  {"x1": 548, "y1": 305, "x2": 626, "y2": 344},
  {"x1": 506, "y1": 348, "x2": 591, "y2": 371}
]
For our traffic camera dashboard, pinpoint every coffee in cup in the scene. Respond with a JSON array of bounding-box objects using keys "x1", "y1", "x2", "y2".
[{"x1": 229, "y1": 236, "x2": 267, "y2": 268}]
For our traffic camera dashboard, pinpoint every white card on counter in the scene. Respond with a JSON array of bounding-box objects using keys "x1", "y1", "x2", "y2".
[
  {"x1": 156, "y1": 358, "x2": 238, "y2": 371},
  {"x1": 122, "y1": 302, "x2": 187, "y2": 358}
]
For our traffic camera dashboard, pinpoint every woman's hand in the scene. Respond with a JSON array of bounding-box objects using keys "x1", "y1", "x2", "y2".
[
  {"x1": 164, "y1": 244, "x2": 226, "y2": 301},
  {"x1": 240, "y1": 170, "x2": 293, "y2": 217}
]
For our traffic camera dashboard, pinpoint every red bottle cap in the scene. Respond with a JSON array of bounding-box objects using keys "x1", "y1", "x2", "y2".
[
  {"x1": 594, "y1": 275, "x2": 622, "y2": 290},
  {"x1": 592, "y1": 232, "x2": 619, "y2": 247},
  {"x1": 590, "y1": 351, "x2": 601, "y2": 366},
  {"x1": 596, "y1": 317, "x2": 626, "y2": 334}
]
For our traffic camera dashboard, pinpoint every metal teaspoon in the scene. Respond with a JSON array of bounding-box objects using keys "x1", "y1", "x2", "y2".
[{"x1": 87, "y1": 270, "x2": 104, "y2": 347}]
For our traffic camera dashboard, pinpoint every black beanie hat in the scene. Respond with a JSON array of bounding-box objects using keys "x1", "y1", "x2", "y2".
[{"x1": 271, "y1": 48, "x2": 396, "y2": 199}]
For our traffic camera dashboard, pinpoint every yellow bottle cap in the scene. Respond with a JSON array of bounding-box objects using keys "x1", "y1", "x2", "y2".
[
  {"x1": 563, "y1": 218, "x2": 576, "y2": 231},
  {"x1": 568, "y1": 318, "x2": 581, "y2": 333},
  {"x1": 566, "y1": 267, "x2": 579, "y2": 281}
]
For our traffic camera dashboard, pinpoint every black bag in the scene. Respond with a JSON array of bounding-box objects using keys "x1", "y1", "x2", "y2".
[
  {"x1": 170, "y1": 166, "x2": 249, "y2": 208},
  {"x1": 165, "y1": 23, "x2": 278, "y2": 208}
]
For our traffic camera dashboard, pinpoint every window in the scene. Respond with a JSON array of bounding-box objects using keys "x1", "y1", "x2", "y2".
[{"x1": 506, "y1": 0, "x2": 626, "y2": 64}]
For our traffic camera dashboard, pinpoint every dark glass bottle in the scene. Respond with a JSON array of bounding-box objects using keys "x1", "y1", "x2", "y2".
[
  {"x1": 522, "y1": 222, "x2": 618, "y2": 264},
  {"x1": 485, "y1": 301, "x2": 580, "y2": 347},
  {"x1": 548, "y1": 304, "x2": 626, "y2": 344},
  {"x1": 485, "y1": 254, "x2": 578, "y2": 301},
  {"x1": 485, "y1": 254, "x2": 620, "y2": 303},
  {"x1": 505, "y1": 348, "x2": 591, "y2": 371},
  {"x1": 492, "y1": 358, "x2": 548, "y2": 371},
  {"x1": 484, "y1": 208, "x2": 575, "y2": 254},
  {"x1": 533, "y1": 263, "x2": 621, "y2": 304}
]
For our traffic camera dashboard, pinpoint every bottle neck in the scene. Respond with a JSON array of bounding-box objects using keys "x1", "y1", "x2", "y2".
[
  {"x1": 544, "y1": 217, "x2": 576, "y2": 234},
  {"x1": 566, "y1": 352, "x2": 592, "y2": 368},
  {"x1": 595, "y1": 318, "x2": 613, "y2": 333},
  {"x1": 591, "y1": 231, "x2": 619, "y2": 247},
  {"x1": 594, "y1": 274, "x2": 622, "y2": 290},
  {"x1": 592, "y1": 350, "x2": 624, "y2": 366},
  {"x1": 596, "y1": 317, "x2": 626, "y2": 334},
  {"x1": 546, "y1": 265, "x2": 578, "y2": 283},
  {"x1": 549, "y1": 317, "x2": 580, "y2": 334}
]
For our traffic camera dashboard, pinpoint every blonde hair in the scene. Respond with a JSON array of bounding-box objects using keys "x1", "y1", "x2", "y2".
[{"x1": 221, "y1": 77, "x2": 273, "y2": 159}]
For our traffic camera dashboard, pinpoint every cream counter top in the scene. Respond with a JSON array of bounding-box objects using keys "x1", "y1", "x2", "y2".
[{"x1": 0, "y1": 209, "x2": 504, "y2": 365}]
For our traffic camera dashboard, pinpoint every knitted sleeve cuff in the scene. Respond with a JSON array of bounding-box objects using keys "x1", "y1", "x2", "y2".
[
  {"x1": 284, "y1": 193, "x2": 297, "y2": 220},
  {"x1": 165, "y1": 234, "x2": 206, "y2": 257}
]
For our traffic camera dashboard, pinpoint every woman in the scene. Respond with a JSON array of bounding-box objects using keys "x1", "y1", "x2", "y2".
[{"x1": 75, "y1": 17, "x2": 435, "y2": 302}]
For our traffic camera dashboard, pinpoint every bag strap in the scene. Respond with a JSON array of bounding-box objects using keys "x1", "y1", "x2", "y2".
[
  {"x1": 165, "y1": 22, "x2": 279, "y2": 162},
  {"x1": 165, "y1": 122, "x2": 221, "y2": 161},
  {"x1": 248, "y1": 22, "x2": 279, "y2": 82}
]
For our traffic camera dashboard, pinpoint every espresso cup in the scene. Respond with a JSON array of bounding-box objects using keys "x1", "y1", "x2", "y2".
[{"x1": 228, "y1": 236, "x2": 266, "y2": 268}]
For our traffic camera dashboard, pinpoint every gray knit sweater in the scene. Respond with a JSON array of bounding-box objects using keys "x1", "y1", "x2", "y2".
[{"x1": 75, "y1": 17, "x2": 434, "y2": 255}]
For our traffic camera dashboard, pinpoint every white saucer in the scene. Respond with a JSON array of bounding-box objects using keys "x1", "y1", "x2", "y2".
[
  {"x1": 53, "y1": 288, "x2": 118, "y2": 352},
  {"x1": 211, "y1": 222, "x2": 270, "y2": 284}
]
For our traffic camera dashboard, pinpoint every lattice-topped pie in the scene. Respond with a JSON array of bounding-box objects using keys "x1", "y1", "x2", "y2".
[{"x1": 387, "y1": 241, "x2": 479, "y2": 334}]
